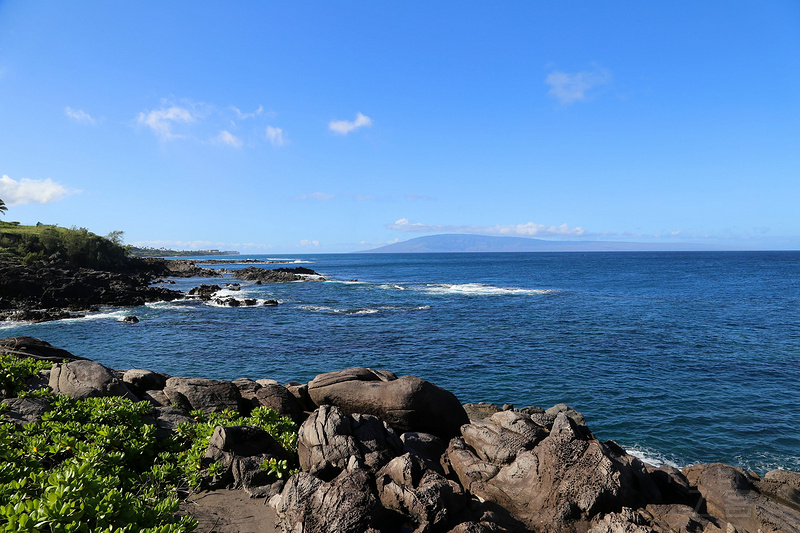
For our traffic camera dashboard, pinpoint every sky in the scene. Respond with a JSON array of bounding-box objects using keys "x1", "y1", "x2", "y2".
[{"x1": 1, "y1": 1, "x2": 799, "y2": 253}]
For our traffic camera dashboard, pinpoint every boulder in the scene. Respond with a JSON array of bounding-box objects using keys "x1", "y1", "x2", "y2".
[
  {"x1": 376, "y1": 453, "x2": 468, "y2": 532},
  {"x1": 545, "y1": 403, "x2": 586, "y2": 426},
  {"x1": 271, "y1": 469, "x2": 384, "y2": 533},
  {"x1": 297, "y1": 405, "x2": 403, "y2": 480},
  {"x1": 0, "y1": 336, "x2": 84, "y2": 362},
  {"x1": 255, "y1": 384, "x2": 303, "y2": 424},
  {"x1": 122, "y1": 368, "x2": 168, "y2": 394},
  {"x1": 640, "y1": 503, "x2": 725, "y2": 533},
  {"x1": 683, "y1": 463, "x2": 800, "y2": 533},
  {"x1": 401, "y1": 432, "x2": 447, "y2": 472},
  {"x1": 307, "y1": 367, "x2": 469, "y2": 440},
  {"x1": 1, "y1": 397, "x2": 50, "y2": 425},
  {"x1": 150, "y1": 406, "x2": 193, "y2": 439},
  {"x1": 187, "y1": 284, "x2": 221, "y2": 301},
  {"x1": 163, "y1": 376, "x2": 242, "y2": 413},
  {"x1": 445, "y1": 413, "x2": 662, "y2": 531},
  {"x1": 202, "y1": 425, "x2": 293, "y2": 493},
  {"x1": 49, "y1": 360, "x2": 137, "y2": 400},
  {"x1": 140, "y1": 389, "x2": 170, "y2": 407},
  {"x1": 461, "y1": 410, "x2": 548, "y2": 465}
]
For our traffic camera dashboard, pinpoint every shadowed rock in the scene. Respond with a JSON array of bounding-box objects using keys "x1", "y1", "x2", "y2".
[
  {"x1": 0, "y1": 336, "x2": 85, "y2": 362},
  {"x1": 163, "y1": 376, "x2": 242, "y2": 413}
]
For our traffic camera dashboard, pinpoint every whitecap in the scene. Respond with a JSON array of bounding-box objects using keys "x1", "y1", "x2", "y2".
[
  {"x1": 419, "y1": 283, "x2": 557, "y2": 296},
  {"x1": 625, "y1": 446, "x2": 683, "y2": 469}
]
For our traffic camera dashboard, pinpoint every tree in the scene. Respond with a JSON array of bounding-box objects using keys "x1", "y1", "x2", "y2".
[{"x1": 0, "y1": 198, "x2": 6, "y2": 216}]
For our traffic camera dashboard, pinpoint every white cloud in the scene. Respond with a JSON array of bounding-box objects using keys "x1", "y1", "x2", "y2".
[
  {"x1": 231, "y1": 105, "x2": 264, "y2": 120},
  {"x1": 65, "y1": 107, "x2": 96, "y2": 125},
  {"x1": 137, "y1": 105, "x2": 196, "y2": 140},
  {"x1": 214, "y1": 130, "x2": 243, "y2": 148},
  {"x1": 0, "y1": 175, "x2": 76, "y2": 206},
  {"x1": 296, "y1": 192, "x2": 335, "y2": 201},
  {"x1": 328, "y1": 112, "x2": 373, "y2": 135},
  {"x1": 545, "y1": 65, "x2": 612, "y2": 105},
  {"x1": 266, "y1": 126, "x2": 285, "y2": 146},
  {"x1": 387, "y1": 218, "x2": 587, "y2": 237},
  {"x1": 299, "y1": 239, "x2": 320, "y2": 247}
]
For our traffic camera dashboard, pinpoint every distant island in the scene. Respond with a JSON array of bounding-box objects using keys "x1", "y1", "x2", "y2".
[
  {"x1": 359, "y1": 233, "x2": 722, "y2": 253},
  {"x1": 128, "y1": 246, "x2": 240, "y2": 258}
]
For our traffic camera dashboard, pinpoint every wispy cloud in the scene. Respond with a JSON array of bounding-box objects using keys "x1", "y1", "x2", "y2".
[
  {"x1": 136, "y1": 105, "x2": 197, "y2": 140},
  {"x1": 266, "y1": 126, "x2": 286, "y2": 146},
  {"x1": 65, "y1": 107, "x2": 96, "y2": 125},
  {"x1": 296, "y1": 192, "x2": 335, "y2": 201},
  {"x1": 231, "y1": 105, "x2": 264, "y2": 120},
  {"x1": 329, "y1": 112, "x2": 372, "y2": 135},
  {"x1": 387, "y1": 218, "x2": 587, "y2": 237},
  {"x1": 213, "y1": 130, "x2": 243, "y2": 148},
  {"x1": 545, "y1": 65, "x2": 612, "y2": 105},
  {"x1": 299, "y1": 239, "x2": 320, "y2": 247},
  {"x1": 0, "y1": 174, "x2": 77, "y2": 206}
]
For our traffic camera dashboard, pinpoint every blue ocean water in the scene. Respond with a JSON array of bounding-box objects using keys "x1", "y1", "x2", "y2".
[{"x1": 3, "y1": 251, "x2": 799, "y2": 474}]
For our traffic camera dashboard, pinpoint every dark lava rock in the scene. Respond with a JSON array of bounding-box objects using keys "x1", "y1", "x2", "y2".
[
  {"x1": 0, "y1": 336, "x2": 85, "y2": 362},
  {"x1": 231, "y1": 266, "x2": 324, "y2": 283}
]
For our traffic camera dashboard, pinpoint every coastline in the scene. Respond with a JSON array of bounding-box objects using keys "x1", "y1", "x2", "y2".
[{"x1": 3, "y1": 336, "x2": 799, "y2": 532}]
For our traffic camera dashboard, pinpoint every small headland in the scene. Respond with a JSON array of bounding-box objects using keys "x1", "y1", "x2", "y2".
[
  {"x1": 2, "y1": 336, "x2": 799, "y2": 533},
  {"x1": 0, "y1": 222, "x2": 326, "y2": 321}
]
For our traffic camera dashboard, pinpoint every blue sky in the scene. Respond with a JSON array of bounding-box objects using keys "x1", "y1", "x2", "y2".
[{"x1": 1, "y1": 1, "x2": 799, "y2": 252}]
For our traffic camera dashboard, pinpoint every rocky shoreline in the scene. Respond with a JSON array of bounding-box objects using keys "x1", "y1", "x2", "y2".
[
  {"x1": 0, "y1": 256, "x2": 324, "y2": 322},
  {"x1": 2, "y1": 336, "x2": 798, "y2": 533}
]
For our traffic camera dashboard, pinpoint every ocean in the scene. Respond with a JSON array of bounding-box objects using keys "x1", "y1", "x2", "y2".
[{"x1": 3, "y1": 251, "x2": 799, "y2": 474}]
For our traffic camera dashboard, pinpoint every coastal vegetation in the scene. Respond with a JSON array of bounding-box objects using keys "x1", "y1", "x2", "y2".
[
  {"x1": 0, "y1": 222, "x2": 128, "y2": 269},
  {"x1": 0, "y1": 353, "x2": 299, "y2": 532}
]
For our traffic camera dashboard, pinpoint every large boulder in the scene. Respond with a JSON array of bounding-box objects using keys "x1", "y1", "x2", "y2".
[
  {"x1": 271, "y1": 469, "x2": 385, "y2": 533},
  {"x1": 0, "y1": 336, "x2": 85, "y2": 362},
  {"x1": 683, "y1": 463, "x2": 800, "y2": 533},
  {"x1": 122, "y1": 368, "x2": 168, "y2": 395},
  {"x1": 202, "y1": 425, "x2": 293, "y2": 495},
  {"x1": 49, "y1": 360, "x2": 137, "y2": 400},
  {"x1": 307, "y1": 367, "x2": 469, "y2": 440},
  {"x1": 297, "y1": 405, "x2": 403, "y2": 480},
  {"x1": 445, "y1": 412, "x2": 661, "y2": 532},
  {"x1": 376, "y1": 453, "x2": 468, "y2": 532},
  {"x1": 255, "y1": 383, "x2": 304, "y2": 424},
  {"x1": 461, "y1": 410, "x2": 548, "y2": 465},
  {"x1": 163, "y1": 376, "x2": 242, "y2": 413}
]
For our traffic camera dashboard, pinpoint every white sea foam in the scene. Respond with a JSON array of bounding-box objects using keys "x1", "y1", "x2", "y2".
[
  {"x1": 420, "y1": 283, "x2": 557, "y2": 296},
  {"x1": 625, "y1": 446, "x2": 683, "y2": 469},
  {"x1": 62, "y1": 310, "x2": 130, "y2": 323},
  {"x1": 377, "y1": 283, "x2": 406, "y2": 291},
  {"x1": 297, "y1": 305, "x2": 379, "y2": 315}
]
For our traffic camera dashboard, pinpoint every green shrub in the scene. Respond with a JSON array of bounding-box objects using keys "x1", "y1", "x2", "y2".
[
  {"x1": 0, "y1": 355, "x2": 53, "y2": 398},
  {"x1": 0, "y1": 354, "x2": 299, "y2": 531}
]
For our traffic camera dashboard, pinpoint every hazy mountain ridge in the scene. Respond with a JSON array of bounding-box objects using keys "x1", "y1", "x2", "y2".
[{"x1": 359, "y1": 234, "x2": 721, "y2": 253}]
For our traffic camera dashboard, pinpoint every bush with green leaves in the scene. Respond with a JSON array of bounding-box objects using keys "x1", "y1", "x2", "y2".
[
  {"x1": 0, "y1": 354, "x2": 300, "y2": 532},
  {"x1": 0, "y1": 354, "x2": 53, "y2": 398}
]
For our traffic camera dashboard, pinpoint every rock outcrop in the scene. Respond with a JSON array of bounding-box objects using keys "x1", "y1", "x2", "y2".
[
  {"x1": 3, "y1": 337, "x2": 800, "y2": 533},
  {"x1": 230, "y1": 266, "x2": 323, "y2": 283}
]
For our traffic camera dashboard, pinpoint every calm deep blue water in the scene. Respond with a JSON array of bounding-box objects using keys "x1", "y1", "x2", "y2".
[{"x1": 3, "y1": 252, "x2": 799, "y2": 474}]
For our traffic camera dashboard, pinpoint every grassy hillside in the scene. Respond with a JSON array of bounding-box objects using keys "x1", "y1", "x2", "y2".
[{"x1": 0, "y1": 221, "x2": 129, "y2": 269}]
